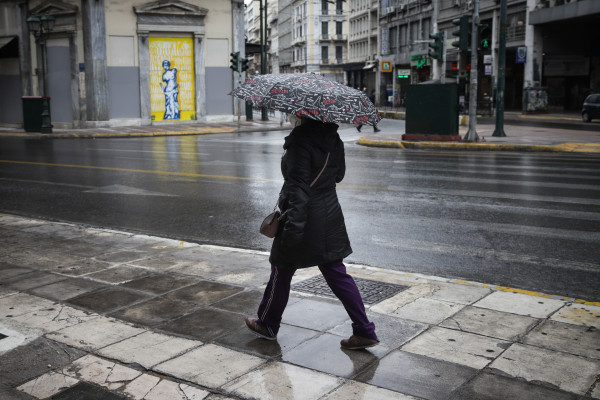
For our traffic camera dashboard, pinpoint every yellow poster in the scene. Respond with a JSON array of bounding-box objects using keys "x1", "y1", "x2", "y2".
[{"x1": 149, "y1": 37, "x2": 195, "y2": 121}]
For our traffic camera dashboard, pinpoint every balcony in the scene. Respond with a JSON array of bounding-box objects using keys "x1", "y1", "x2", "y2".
[
  {"x1": 292, "y1": 36, "x2": 306, "y2": 45},
  {"x1": 320, "y1": 59, "x2": 330, "y2": 65},
  {"x1": 333, "y1": 34, "x2": 347, "y2": 41},
  {"x1": 320, "y1": 34, "x2": 330, "y2": 41},
  {"x1": 291, "y1": 60, "x2": 306, "y2": 68}
]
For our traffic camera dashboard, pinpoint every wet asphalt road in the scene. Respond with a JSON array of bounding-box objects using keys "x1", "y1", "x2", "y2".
[{"x1": 0, "y1": 122, "x2": 599, "y2": 301}]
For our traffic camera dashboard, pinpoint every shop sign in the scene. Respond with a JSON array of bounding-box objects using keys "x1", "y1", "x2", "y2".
[
  {"x1": 381, "y1": 60, "x2": 392, "y2": 72},
  {"x1": 410, "y1": 54, "x2": 429, "y2": 69},
  {"x1": 485, "y1": 64, "x2": 492, "y2": 75},
  {"x1": 516, "y1": 46, "x2": 526, "y2": 64}
]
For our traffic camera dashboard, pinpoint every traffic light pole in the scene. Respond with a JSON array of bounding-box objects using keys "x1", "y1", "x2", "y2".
[
  {"x1": 260, "y1": 0, "x2": 268, "y2": 121},
  {"x1": 493, "y1": 0, "x2": 507, "y2": 137},
  {"x1": 464, "y1": 0, "x2": 480, "y2": 142}
]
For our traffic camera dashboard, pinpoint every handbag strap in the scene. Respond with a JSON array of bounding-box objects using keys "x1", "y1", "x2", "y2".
[{"x1": 310, "y1": 152, "x2": 330, "y2": 187}]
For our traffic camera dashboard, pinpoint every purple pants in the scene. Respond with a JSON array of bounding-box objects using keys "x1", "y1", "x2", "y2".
[{"x1": 257, "y1": 260, "x2": 377, "y2": 340}]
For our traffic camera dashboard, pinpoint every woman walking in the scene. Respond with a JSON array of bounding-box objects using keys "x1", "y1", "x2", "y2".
[{"x1": 245, "y1": 115, "x2": 379, "y2": 350}]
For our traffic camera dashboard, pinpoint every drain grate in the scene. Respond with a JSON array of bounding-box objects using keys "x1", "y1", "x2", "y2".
[{"x1": 292, "y1": 275, "x2": 409, "y2": 305}]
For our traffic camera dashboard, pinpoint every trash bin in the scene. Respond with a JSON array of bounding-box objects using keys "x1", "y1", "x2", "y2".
[{"x1": 22, "y1": 96, "x2": 50, "y2": 132}]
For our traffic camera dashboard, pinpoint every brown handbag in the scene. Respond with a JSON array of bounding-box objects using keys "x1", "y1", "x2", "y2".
[{"x1": 260, "y1": 152, "x2": 330, "y2": 238}]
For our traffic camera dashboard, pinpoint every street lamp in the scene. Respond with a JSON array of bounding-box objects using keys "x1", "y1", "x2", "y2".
[{"x1": 27, "y1": 12, "x2": 55, "y2": 133}]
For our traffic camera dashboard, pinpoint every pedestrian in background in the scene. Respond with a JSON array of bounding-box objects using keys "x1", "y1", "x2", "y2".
[
  {"x1": 245, "y1": 114, "x2": 379, "y2": 350},
  {"x1": 356, "y1": 90, "x2": 381, "y2": 133}
]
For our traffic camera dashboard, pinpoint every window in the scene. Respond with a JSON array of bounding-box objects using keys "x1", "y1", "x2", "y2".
[
  {"x1": 322, "y1": 0, "x2": 328, "y2": 14},
  {"x1": 336, "y1": 45, "x2": 343, "y2": 60},
  {"x1": 321, "y1": 46, "x2": 329, "y2": 60},
  {"x1": 336, "y1": 21, "x2": 343, "y2": 35},
  {"x1": 336, "y1": 0, "x2": 343, "y2": 14},
  {"x1": 322, "y1": 21, "x2": 328, "y2": 37},
  {"x1": 390, "y1": 26, "x2": 398, "y2": 53}
]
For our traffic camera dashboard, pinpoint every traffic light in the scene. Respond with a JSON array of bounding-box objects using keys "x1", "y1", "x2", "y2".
[
  {"x1": 479, "y1": 24, "x2": 491, "y2": 50},
  {"x1": 452, "y1": 15, "x2": 469, "y2": 52},
  {"x1": 428, "y1": 32, "x2": 444, "y2": 61},
  {"x1": 240, "y1": 57, "x2": 249, "y2": 72},
  {"x1": 230, "y1": 51, "x2": 239, "y2": 72}
]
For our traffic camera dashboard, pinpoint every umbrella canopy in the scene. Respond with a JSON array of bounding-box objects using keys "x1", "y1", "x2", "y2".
[{"x1": 231, "y1": 73, "x2": 381, "y2": 126}]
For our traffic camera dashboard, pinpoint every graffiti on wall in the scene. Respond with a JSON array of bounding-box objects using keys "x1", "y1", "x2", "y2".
[{"x1": 149, "y1": 37, "x2": 195, "y2": 121}]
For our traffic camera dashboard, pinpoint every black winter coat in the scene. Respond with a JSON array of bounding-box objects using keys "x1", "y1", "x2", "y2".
[{"x1": 269, "y1": 120, "x2": 352, "y2": 268}]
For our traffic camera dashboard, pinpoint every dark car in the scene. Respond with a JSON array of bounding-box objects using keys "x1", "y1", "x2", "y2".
[{"x1": 582, "y1": 94, "x2": 600, "y2": 122}]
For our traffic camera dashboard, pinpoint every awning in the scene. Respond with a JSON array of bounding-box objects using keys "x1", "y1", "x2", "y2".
[
  {"x1": 0, "y1": 36, "x2": 18, "y2": 57},
  {"x1": 0, "y1": 36, "x2": 16, "y2": 49},
  {"x1": 363, "y1": 62, "x2": 376, "y2": 70}
]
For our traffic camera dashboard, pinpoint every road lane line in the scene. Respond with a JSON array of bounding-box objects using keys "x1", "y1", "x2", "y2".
[
  {"x1": 371, "y1": 236, "x2": 599, "y2": 273},
  {"x1": 0, "y1": 159, "x2": 273, "y2": 182},
  {"x1": 390, "y1": 173, "x2": 600, "y2": 191},
  {"x1": 388, "y1": 185, "x2": 600, "y2": 206},
  {"x1": 0, "y1": 159, "x2": 386, "y2": 191}
]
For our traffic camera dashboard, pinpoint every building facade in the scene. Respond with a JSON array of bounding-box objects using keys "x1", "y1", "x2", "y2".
[
  {"x1": 0, "y1": 0, "x2": 245, "y2": 129},
  {"x1": 377, "y1": 0, "x2": 599, "y2": 111}
]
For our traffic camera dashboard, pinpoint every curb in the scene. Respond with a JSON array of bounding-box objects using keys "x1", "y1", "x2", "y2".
[
  {"x1": 0, "y1": 124, "x2": 289, "y2": 139},
  {"x1": 357, "y1": 137, "x2": 600, "y2": 153}
]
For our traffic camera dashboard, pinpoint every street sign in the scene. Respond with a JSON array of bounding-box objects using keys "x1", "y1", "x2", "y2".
[{"x1": 516, "y1": 46, "x2": 526, "y2": 64}]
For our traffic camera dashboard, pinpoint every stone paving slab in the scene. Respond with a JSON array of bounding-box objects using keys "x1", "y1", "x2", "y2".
[
  {"x1": 29, "y1": 278, "x2": 106, "y2": 301},
  {"x1": 46, "y1": 317, "x2": 145, "y2": 351},
  {"x1": 439, "y1": 306, "x2": 539, "y2": 341},
  {"x1": 448, "y1": 372, "x2": 580, "y2": 400},
  {"x1": 215, "y1": 323, "x2": 320, "y2": 358},
  {"x1": 524, "y1": 319, "x2": 600, "y2": 359},
  {"x1": 16, "y1": 371, "x2": 79, "y2": 399},
  {"x1": 66, "y1": 286, "x2": 151, "y2": 313},
  {"x1": 109, "y1": 297, "x2": 198, "y2": 326},
  {"x1": 551, "y1": 302, "x2": 600, "y2": 328},
  {"x1": 356, "y1": 350, "x2": 478, "y2": 400},
  {"x1": 221, "y1": 361, "x2": 343, "y2": 400},
  {"x1": 0, "y1": 293, "x2": 57, "y2": 318},
  {"x1": 154, "y1": 344, "x2": 267, "y2": 388},
  {"x1": 281, "y1": 333, "x2": 380, "y2": 378},
  {"x1": 473, "y1": 291, "x2": 565, "y2": 318},
  {"x1": 401, "y1": 326, "x2": 509, "y2": 369},
  {"x1": 2, "y1": 271, "x2": 67, "y2": 291},
  {"x1": 323, "y1": 381, "x2": 419, "y2": 400},
  {"x1": 489, "y1": 343, "x2": 600, "y2": 395},
  {"x1": 383, "y1": 297, "x2": 465, "y2": 325},
  {"x1": 0, "y1": 338, "x2": 86, "y2": 387},
  {"x1": 7, "y1": 304, "x2": 97, "y2": 333},
  {"x1": 97, "y1": 331, "x2": 202, "y2": 369}
]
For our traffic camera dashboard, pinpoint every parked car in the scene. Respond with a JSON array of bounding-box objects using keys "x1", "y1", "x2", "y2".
[{"x1": 582, "y1": 94, "x2": 600, "y2": 122}]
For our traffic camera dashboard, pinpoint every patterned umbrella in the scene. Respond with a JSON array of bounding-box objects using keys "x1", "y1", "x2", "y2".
[{"x1": 231, "y1": 73, "x2": 381, "y2": 126}]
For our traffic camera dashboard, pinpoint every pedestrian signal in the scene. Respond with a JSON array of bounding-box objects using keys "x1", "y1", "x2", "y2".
[{"x1": 479, "y1": 24, "x2": 491, "y2": 50}]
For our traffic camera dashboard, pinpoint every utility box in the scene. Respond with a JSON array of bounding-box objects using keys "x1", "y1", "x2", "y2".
[
  {"x1": 523, "y1": 87, "x2": 548, "y2": 114},
  {"x1": 245, "y1": 101, "x2": 253, "y2": 121},
  {"x1": 22, "y1": 96, "x2": 50, "y2": 132},
  {"x1": 403, "y1": 83, "x2": 460, "y2": 141}
]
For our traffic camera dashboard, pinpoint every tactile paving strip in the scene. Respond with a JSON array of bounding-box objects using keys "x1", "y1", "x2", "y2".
[{"x1": 292, "y1": 275, "x2": 409, "y2": 305}]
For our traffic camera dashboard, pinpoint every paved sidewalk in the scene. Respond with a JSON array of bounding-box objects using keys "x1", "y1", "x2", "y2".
[
  {"x1": 1, "y1": 213, "x2": 599, "y2": 400},
  {"x1": 2, "y1": 112, "x2": 600, "y2": 153}
]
